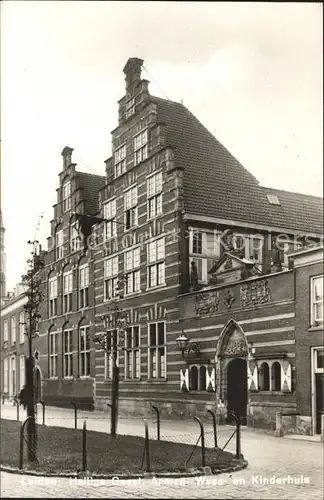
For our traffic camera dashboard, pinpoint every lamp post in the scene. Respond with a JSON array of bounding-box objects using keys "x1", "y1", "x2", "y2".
[
  {"x1": 176, "y1": 332, "x2": 201, "y2": 358},
  {"x1": 93, "y1": 274, "x2": 129, "y2": 437}
]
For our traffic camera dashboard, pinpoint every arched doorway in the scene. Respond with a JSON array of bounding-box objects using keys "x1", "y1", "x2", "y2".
[
  {"x1": 227, "y1": 358, "x2": 248, "y2": 425},
  {"x1": 34, "y1": 368, "x2": 41, "y2": 403}
]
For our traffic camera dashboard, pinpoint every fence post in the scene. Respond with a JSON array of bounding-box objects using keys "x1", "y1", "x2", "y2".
[
  {"x1": 19, "y1": 416, "x2": 36, "y2": 469},
  {"x1": 143, "y1": 418, "x2": 151, "y2": 472},
  {"x1": 194, "y1": 416, "x2": 205, "y2": 467},
  {"x1": 207, "y1": 409, "x2": 217, "y2": 448},
  {"x1": 82, "y1": 420, "x2": 87, "y2": 472},
  {"x1": 228, "y1": 411, "x2": 242, "y2": 459},
  {"x1": 71, "y1": 402, "x2": 77, "y2": 429},
  {"x1": 14, "y1": 398, "x2": 19, "y2": 421},
  {"x1": 152, "y1": 405, "x2": 160, "y2": 440}
]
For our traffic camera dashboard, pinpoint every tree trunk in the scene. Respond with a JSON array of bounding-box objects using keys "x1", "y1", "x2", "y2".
[
  {"x1": 110, "y1": 329, "x2": 119, "y2": 437},
  {"x1": 26, "y1": 356, "x2": 37, "y2": 462}
]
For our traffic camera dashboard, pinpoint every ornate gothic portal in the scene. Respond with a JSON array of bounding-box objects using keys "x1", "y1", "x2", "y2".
[{"x1": 216, "y1": 320, "x2": 249, "y2": 425}]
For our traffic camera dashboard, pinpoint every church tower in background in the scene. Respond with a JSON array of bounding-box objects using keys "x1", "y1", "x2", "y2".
[{"x1": 0, "y1": 209, "x2": 6, "y2": 305}]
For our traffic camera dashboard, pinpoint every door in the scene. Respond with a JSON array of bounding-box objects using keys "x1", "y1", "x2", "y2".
[
  {"x1": 227, "y1": 358, "x2": 248, "y2": 425},
  {"x1": 315, "y1": 374, "x2": 324, "y2": 434}
]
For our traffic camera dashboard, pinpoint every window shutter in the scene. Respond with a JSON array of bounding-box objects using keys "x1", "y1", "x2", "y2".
[
  {"x1": 206, "y1": 367, "x2": 216, "y2": 391},
  {"x1": 247, "y1": 360, "x2": 258, "y2": 391},
  {"x1": 281, "y1": 360, "x2": 292, "y2": 392},
  {"x1": 180, "y1": 368, "x2": 189, "y2": 391}
]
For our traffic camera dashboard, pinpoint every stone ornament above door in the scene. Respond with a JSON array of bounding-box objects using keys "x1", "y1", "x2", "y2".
[{"x1": 223, "y1": 328, "x2": 248, "y2": 358}]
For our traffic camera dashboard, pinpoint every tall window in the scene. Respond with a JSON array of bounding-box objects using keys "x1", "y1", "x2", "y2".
[
  {"x1": 259, "y1": 362, "x2": 270, "y2": 391},
  {"x1": 312, "y1": 275, "x2": 323, "y2": 325},
  {"x1": 104, "y1": 256, "x2": 119, "y2": 300},
  {"x1": 19, "y1": 312, "x2": 25, "y2": 344},
  {"x1": 55, "y1": 230, "x2": 64, "y2": 259},
  {"x1": 10, "y1": 316, "x2": 16, "y2": 345},
  {"x1": 3, "y1": 320, "x2": 8, "y2": 343},
  {"x1": 19, "y1": 355, "x2": 25, "y2": 390},
  {"x1": 147, "y1": 237, "x2": 165, "y2": 288},
  {"x1": 70, "y1": 220, "x2": 81, "y2": 253},
  {"x1": 49, "y1": 276, "x2": 58, "y2": 317},
  {"x1": 147, "y1": 172, "x2": 162, "y2": 219},
  {"x1": 189, "y1": 229, "x2": 221, "y2": 283},
  {"x1": 134, "y1": 130, "x2": 148, "y2": 165},
  {"x1": 10, "y1": 356, "x2": 16, "y2": 396},
  {"x1": 104, "y1": 330, "x2": 120, "y2": 379},
  {"x1": 79, "y1": 326, "x2": 90, "y2": 377},
  {"x1": 63, "y1": 327, "x2": 73, "y2": 378},
  {"x1": 148, "y1": 322, "x2": 166, "y2": 379},
  {"x1": 125, "y1": 98, "x2": 135, "y2": 119},
  {"x1": 49, "y1": 329, "x2": 58, "y2": 378},
  {"x1": 125, "y1": 326, "x2": 140, "y2": 379},
  {"x1": 271, "y1": 362, "x2": 281, "y2": 391},
  {"x1": 62, "y1": 181, "x2": 72, "y2": 212},
  {"x1": 114, "y1": 145, "x2": 126, "y2": 177},
  {"x1": 63, "y1": 271, "x2": 73, "y2": 313},
  {"x1": 245, "y1": 236, "x2": 263, "y2": 264},
  {"x1": 79, "y1": 264, "x2": 89, "y2": 309},
  {"x1": 4, "y1": 358, "x2": 8, "y2": 392},
  {"x1": 103, "y1": 199, "x2": 117, "y2": 239},
  {"x1": 125, "y1": 247, "x2": 140, "y2": 294},
  {"x1": 124, "y1": 186, "x2": 138, "y2": 230}
]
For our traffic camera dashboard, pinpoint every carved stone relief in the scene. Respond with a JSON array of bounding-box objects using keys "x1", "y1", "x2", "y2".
[
  {"x1": 223, "y1": 328, "x2": 248, "y2": 358},
  {"x1": 195, "y1": 291, "x2": 219, "y2": 315},
  {"x1": 223, "y1": 289, "x2": 235, "y2": 309},
  {"x1": 240, "y1": 279, "x2": 271, "y2": 307}
]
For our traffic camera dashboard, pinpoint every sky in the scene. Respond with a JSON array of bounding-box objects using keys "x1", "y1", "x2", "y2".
[{"x1": 1, "y1": 1, "x2": 323, "y2": 291}]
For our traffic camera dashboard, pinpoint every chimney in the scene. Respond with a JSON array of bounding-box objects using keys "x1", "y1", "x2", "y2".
[
  {"x1": 61, "y1": 146, "x2": 74, "y2": 170},
  {"x1": 123, "y1": 57, "x2": 144, "y2": 98}
]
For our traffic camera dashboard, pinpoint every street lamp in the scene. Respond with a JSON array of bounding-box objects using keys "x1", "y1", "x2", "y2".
[{"x1": 176, "y1": 332, "x2": 201, "y2": 358}]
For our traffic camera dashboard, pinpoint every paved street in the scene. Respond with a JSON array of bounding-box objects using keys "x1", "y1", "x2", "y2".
[{"x1": 1, "y1": 402, "x2": 323, "y2": 498}]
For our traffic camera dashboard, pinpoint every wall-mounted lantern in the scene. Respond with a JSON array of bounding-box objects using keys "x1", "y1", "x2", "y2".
[{"x1": 176, "y1": 332, "x2": 201, "y2": 358}]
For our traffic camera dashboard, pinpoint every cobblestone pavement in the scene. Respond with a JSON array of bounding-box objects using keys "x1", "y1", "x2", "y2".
[{"x1": 1, "y1": 402, "x2": 323, "y2": 498}]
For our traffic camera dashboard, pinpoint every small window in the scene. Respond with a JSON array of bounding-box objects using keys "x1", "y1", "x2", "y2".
[
  {"x1": 271, "y1": 362, "x2": 281, "y2": 391},
  {"x1": 259, "y1": 362, "x2": 270, "y2": 391},
  {"x1": 266, "y1": 194, "x2": 280, "y2": 205},
  {"x1": 190, "y1": 366, "x2": 198, "y2": 391}
]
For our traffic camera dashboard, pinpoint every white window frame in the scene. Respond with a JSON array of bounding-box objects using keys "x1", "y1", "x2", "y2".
[
  {"x1": 124, "y1": 185, "x2": 138, "y2": 230},
  {"x1": 10, "y1": 355, "x2": 16, "y2": 397},
  {"x1": 79, "y1": 326, "x2": 90, "y2": 378},
  {"x1": 103, "y1": 198, "x2": 117, "y2": 239},
  {"x1": 147, "y1": 237, "x2": 165, "y2": 289},
  {"x1": 70, "y1": 220, "x2": 81, "y2": 253},
  {"x1": 79, "y1": 264, "x2": 89, "y2": 309},
  {"x1": 63, "y1": 271, "x2": 73, "y2": 313},
  {"x1": 62, "y1": 181, "x2": 72, "y2": 212},
  {"x1": 19, "y1": 355, "x2": 25, "y2": 390},
  {"x1": 49, "y1": 276, "x2": 58, "y2": 317},
  {"x1": 63, "y1": 328, "x2": 73, "y2": 378},
  {"x1": 104, "y1": 256, "x2": 119, "y2": 300},
  {"x1": 19, "y1": 312, "x2": 25, "y2": 344},
  {"x1": 3, "y1": 320, "x2": 8, "y2": 343},
  {"x1": 134, "y1": 129, "x2": 148, "y2": 165},
  {"x1": 114, "y1": 144, "x2": 126, "y2": 177},
  {"x1": 4, "y1": 357, "x2": 9, "y2": 392},
  {"x1": 55, "y1": 230, "x2": 64, "y2": 259},
  {"x1": 147, "y1": 171, "x2": 163, "y2": 219},
  {"x1": 311, "y1": 275, "x2": 323, "y2": 326},
  {"x1": 189, "y1": 228, "x2": 221, "y2": 284},
  {"x1": 124, "y1": 247, "x2": 141, "y2": 295},
  {"x1": 148, "y1": 322, "x2": 166, "y2": 379},
  {"x1": 49, "y1": 330, "x2": 58, "y2": 378},
  {"x1": 11, "y1": 316, "x2": 16, "y2": 345},
  {"x1": 124, "y1": 326, "x2": 140, "y2": 379}
]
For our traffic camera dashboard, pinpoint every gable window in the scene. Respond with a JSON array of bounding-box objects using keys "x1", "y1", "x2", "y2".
[
  {"x1": 125, "y1": 247, "x2": 140, "y2": 295},
  {"x1": 11, "y1": 317, "x2": 16, "y2": 345},
  {"x1": 3, "y1": 320, "x2": 8, "y2": 343},
  {"x1": 55, "y1": 230, "x2": 64, "y2": 260},
  {"x1": 104, "y1": 330, "x2": 120, "y2": 379},
  {"x1": 79, "y1": 325, "x2": 90, "y2": 377},
  {"x1": 134, "y1": 130, "x2": 148, "y2": 165},
  {"x1": 19, "y1": 312, "x2": 25, "y2": 344},
  {"x1": 104, "y1": 256, "x2": 118, "y2": 300},
  {"x1": 63, "y1": 327, "x2": 73, "y2": 378},
  {"x1": 62, "y1": 181, "x2": 72, "y2": 212},
  {"x1": 311, "y1": 275, "x2": 323, "y2": 326},
  {"x1": 103, "y1": 198, "x2": 117, "y2": 239},
  {"x1": 124, "y1": 186, "x2": 138, "y2": 230},
  {"x1": 148, "y1": 322, "x2": 166, "y2": 379},
  {"x1": 63, "y1": 271, "x2": 73, "y2": 313},
  {"x1": 79, "y1": 264, "x2": 89, "y2": 309},
  {"x1": 147, "y1": 172, "x2": 162, "y2": 219},
  {"x1": 124, "y1": 326, "x2": 140, "y2": 379},
  {"x1": 49, "y1": 276, "x2": 58, "y2": 317},
  {"x1": 189, "y1": 229, "x2": 221, "y2": 284},
  {"x1": 147, "y1": 237, "x2": 165, "y2": 289},
  {"x1": 266, "y1": 194, "x2": 280, "y2": 205},
  {"x1": 114, "y1": 145, "x2": 126, "y2": 177},
  {"x1": 70, "y1": 220, "x2": 81, "y2": 253},
  {"x1": 125, "y1": 98, "x2": 135, "y2": 119},
  {"x1": 49, "y1": 329, "x2": 58, "y2": 378}
]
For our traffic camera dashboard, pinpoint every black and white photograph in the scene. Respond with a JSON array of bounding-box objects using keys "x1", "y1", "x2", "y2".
[{"x1": 0, "y1": 1, "x2": 323, "y2": 498}]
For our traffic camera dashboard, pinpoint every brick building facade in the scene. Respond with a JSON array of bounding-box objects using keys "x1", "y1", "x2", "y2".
[{"x1": 31, "y1": 58, "x2": 323, "y2": 432}]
